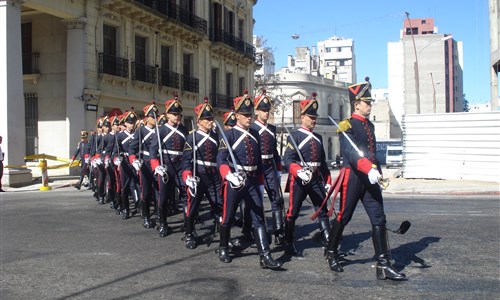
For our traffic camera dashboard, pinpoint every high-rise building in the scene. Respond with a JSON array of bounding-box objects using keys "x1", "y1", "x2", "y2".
[
  {"x1": 388, "y1": 17, "x2": 464, "y2": 126},
  {"x1": 317, "y1": 36, "x2": 356, "y2": 83}
]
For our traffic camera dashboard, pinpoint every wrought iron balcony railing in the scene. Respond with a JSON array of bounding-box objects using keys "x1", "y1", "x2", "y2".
[
  {"x1": 98, "y1": 53, "x2": 129, "y2": 78},
  {"x1": 131, "y1": 62, "x2": 156, "y2": 84},
  {"x1": 159, "y1": 69, "x2": 180, "y2": 89},
  {"x1": 209, "y1": 93, "x2": 233, "y2": 109},
  {"x1": 134, "y1": 0, "x2": 207, "y2": 34},
  {"x1": 22, "y1": 52, "x2": 40, "y2": 74},
  {"x1": 181, "y1": 75, "x2": 199, "y2": 93}
]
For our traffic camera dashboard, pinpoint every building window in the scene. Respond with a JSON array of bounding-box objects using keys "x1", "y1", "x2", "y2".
[
  {"x1": 328, "y1": 137, "x2": 333, "y2": 160},
  {"x1": 183, "y1": 53, "x2": 192, "y2": 76},
  {"x1": 161, "y1": 45, "x2": 171, "y2": 71},
  {"x1": 226, "y1": 72, "x2": 233, "y2": 97},
  {"x1": 135, "y1": 35, "x2": 146, "y2": 64},
  {"x1": 238, "y1": 19, "x2": 244, "y2": 40},
  {"x1": 25, "y1": 93, "x2": 38, "y2": 157},
  {"x1": 328, "y1": 103, "x2": 332, "y2": 116},
  {"x1": 238, "y1": 77, "x2": 245, "y2": 95},
  {"x1": 103, "y1": 24, "x2": 117, "y2": 55}
]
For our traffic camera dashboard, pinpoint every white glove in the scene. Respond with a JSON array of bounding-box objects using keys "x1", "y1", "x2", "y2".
[
  {"x1": 154, "y1": 165, "x2": 167, "y2": 177},
  {"x1": 226, "y1": 172, "x2": 243, "y2": 187},
  {"x1": 132, "y1": 159, "x2": 142, "y2": 171},
  {"x1": 113, "y1": 157, "x2": 122, "y2": 166},
  {"x1": 368, "y1": 168, "x2": 381, "y2": 185},
  {"x1": 276, "y1": 171, "x2": 282, "y2": 182},
  {"x1": 297, "y1": 168, "x2": 312, "y2": 183},
  {"x1": 94, "y1": 157, "x2": 103, "y2": 166},
  {"x1": 325, "y1": 183, "x2": 332, "y2": 193},
  {"x1": 104, "y1": 157, "x2": 111, "y2": 168},
  {"x1": 259, "y1": 185, "x2": 265, "y2": 197},
  {"x1": 84, "y1": 157, "x2": 90, "y2": 164},
  {"x1": 186, "y1": 176, "x2": 197, "y2": 189}
]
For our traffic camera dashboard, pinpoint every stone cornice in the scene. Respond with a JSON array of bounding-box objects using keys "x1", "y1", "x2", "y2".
[{"x1": 61, "y1": 17, "x2": 88, "y2": 30}]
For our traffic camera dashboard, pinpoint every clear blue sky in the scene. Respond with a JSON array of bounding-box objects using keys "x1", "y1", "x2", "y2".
[{"x1": 253, "y1": 0, "x2": 490, "y2": 104}]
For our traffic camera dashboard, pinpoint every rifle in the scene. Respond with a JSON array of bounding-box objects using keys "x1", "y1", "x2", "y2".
[{"x1": 188, "y1": 120, "x2": 200, "y2": 197}]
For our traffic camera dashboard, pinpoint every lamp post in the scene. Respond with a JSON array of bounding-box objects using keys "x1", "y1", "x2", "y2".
[{"x1": 405, "y1": 12, "x2": 421, "y2": 114}]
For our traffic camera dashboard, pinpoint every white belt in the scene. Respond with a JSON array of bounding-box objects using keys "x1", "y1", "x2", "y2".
[
  {"x1": 301, "y1": 162, "x2": 321, "y2": 167},
  {"x1": 261, "y1": 154, "x2": 273, "y2": 160},
  {"x1": 163, "y1": 150, "x2": 183, "y2": 156},
  {"x1": 229, "y1": 162, "x2": 257, "y2": 171},
  {"x1": 196, "y1": 160, "x2": 217, "y2": 167}
]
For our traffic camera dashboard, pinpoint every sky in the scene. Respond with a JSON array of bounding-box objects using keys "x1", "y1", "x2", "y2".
[{"x1": 253, "y1": 0, "x2": 491, "y2": 104}]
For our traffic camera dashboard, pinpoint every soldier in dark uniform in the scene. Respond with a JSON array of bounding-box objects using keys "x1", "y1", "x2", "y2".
[
  {"x1": 216, "y1": 90, "x2": 281, "y2": 269},
  {"x1": 283, "y1": 93, "x2": 332, "y2": 256},
  {"x1": 72, "y1": 130, "x2": 90, "y2": 190},
  {"x1": 181, "y1": 97, "x2": 222, "y2": 249},
  {"x1": 114, "y1": 109, "x2": 138, "y2": 219},
  {"x1": 251, "y1": 90, "x2": 285, "y2": 245},
  {"x1": 89, "y1": 118, "x2": 104, "y2": 198},
  {"x1": 128, "y1": 103, "x2": 159, "y2": 229},
  {"x1": 102, "y1": 112, "x2": 122, "y2": 211},
  {"x1": 149, "y1": 97, "x2": 188, "y2": 237},
  {"x1": 223, "y1": 110, "x2": 237, "y2": 130},
  {"x1": 324, "y1": 78, "x2": 406, "y2": 280},
  {"x1": 94, "y1": 116, "x2": 110, "y2": 204}
]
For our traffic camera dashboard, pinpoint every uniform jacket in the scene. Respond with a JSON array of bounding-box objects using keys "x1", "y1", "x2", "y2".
[
  {"x1": 150, "y1": 123, "x2": 188, "y2": 170},
  {"x1": 250, "y1": 120, "x2": 282, "y2": 171},
  {"x1": 181, "y1": 128, "x2": 219, "y2": 181},
  {"x1": 128, "y1": 125, "x2": 156, "y2": 163}
]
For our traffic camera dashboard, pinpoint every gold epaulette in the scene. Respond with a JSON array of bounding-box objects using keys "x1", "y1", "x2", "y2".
[{"x1": 336, "y1": 119, "x2": 351, "y2": 133}]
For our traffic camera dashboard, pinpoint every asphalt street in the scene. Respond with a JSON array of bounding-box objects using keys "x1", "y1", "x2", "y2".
[{"x1": 1, "y1": 188, "x2": 499, "y2": 299}]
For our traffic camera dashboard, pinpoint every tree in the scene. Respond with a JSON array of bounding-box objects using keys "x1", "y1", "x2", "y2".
[{"x1": 463, "y1": 94, "x2": 470, "y2": 112}]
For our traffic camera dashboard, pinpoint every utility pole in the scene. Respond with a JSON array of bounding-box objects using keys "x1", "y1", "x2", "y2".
[{"x1": 405, "y1": 12, "x2": 421, "y2": 114}]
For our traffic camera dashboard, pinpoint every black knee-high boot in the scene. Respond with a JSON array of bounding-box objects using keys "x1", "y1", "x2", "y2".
[
  {"x1": 284, "y1": 219, "x2": 299, "y2": 256},
  {"x1": 372, "y1": 225, "x2": 406, "y2": 280},
  {"x1": 254, "y1": 226, "x2": 282, "y2": 269},
  {"x1": 272, "y1": 211, "x2": 285, "y2": 246},
  {"x1": 325, "y1": 220, "x2": 344, "y2": 272},
  {"x1": 218, "y1": 225, "x2": 232, "y2": 263}
]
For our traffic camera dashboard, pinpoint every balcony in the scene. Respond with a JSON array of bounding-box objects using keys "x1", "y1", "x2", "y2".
[
  {"x1": 159, "y1": 69, "x2": 180, "y2": 89},
  {"x1": 131, "y1": 62, "x2": 156, "y2": 84},
  {"x1": 209, "y1": 93, "x2": 233, "y2": 109},
  {"x1": 98, "y1": 53, "x2": 129, "y2": 78},
  {"x1": 22, "y1": 52, "x2": 40, "y2": 74},
  {"x1": 134, "y1": 0, "x2": 207, "y2": 34},
  {"x1": 22, "y1": 52, "x2": 41, "y2": 84},
  {"x1": 210, "y1": 28, "x2": 257, "y2": 63},
  {"x1": 181, "y1": 75, "x2": 199, "y2": 93}
]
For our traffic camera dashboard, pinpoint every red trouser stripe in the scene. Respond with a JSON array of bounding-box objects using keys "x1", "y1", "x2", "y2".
[
  {"x1": 337, "y1": 168, "x2": 351, "y2": 222},
  {"x1": 286, "y1": 175, "x2": 296, "y2": 220}
]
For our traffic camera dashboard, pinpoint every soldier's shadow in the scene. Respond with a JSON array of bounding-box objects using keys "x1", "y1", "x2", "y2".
[{"x1": 391, "y1": 236, "x2": 441, "y2": 270}]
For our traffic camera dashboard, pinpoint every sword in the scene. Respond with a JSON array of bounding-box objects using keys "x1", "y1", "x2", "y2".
[
  {"x1": 214, "y1": 120, "x2": 246, "y2": 189},
  {"x1": 189, "y1": 120, "x2": 200, "y2": 197},
  {"x1": 327, "y1": 115, "x2": 389, "y2": 189},
  {"x1": 153, "y1": 111, "x2": 168, "y2": 183},
  {"x1": 283, "y1": 126, "x2": 312, "y2": 185}
]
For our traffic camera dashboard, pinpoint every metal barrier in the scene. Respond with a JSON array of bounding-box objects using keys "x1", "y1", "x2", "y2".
[{"x1": 4, "y1": 153, "x2": 79, "y2": 191}]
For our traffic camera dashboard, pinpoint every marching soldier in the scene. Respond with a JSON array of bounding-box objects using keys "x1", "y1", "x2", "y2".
[
  {"x1": 223, "y1": 110, "x2": 237, "y2": 130},
  {"x1": 114, "y1": 109, "x2": 138, "y2": 219},
  {"x1": 72, "y1": 130, "x2": 90, "y2": 190},
  {"x1": 93, "y1": 116, "x2": 109, "y2": 204},
  {"x1": 324, "y1": 78, "x2": 406, "y2": 280},
  {"x1": 149, "y1": 96, "x2": 188, "y2": 237},
  {"x1": 129, "y1": 103, "x2": 159, "y2": 230},
  {"x1": 283, "y1": 93, "x2": 332, "y2": 256},
  {"x1": 102, "y1": 113, "x2": 122, "y2": 212},
  {"x1": 181, "y1": 97, "x2": 222, "y2": 249},
  {"x1": 216, "y1": 90, "x2": 281, "y2": 269},
  {"x1": 251, "y1": 90, "x2": 285, "y2": 245}
]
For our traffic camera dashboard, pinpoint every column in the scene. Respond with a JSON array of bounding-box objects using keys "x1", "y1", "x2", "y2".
[
  {"x1": 0, "y1": 0, "x2": 32, "y2": 186},
  {"x1": 63, "y1": 17, "x2": 87, "y2": 175}
]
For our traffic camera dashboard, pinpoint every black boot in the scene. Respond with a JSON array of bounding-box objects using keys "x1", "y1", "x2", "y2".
[
  {"x1": 372, "y1": 226, "x2": 406, "y2": 281},
  {"x1": 158, "y1": 208, "x2": 171, "y2": 237},
  {"x1": 241, "y1": 204, "x2": 253, "y2": 242},
  {"x1": 319, "y1": 219, "x2": 331, "y2": 245},
  {"x1": 142, "y1": 202, "x2": 154, "y2": 229},
  {"x1": 121, "y1": 193, "x2": 130, "y2": 219},
  {"x1": 272, "y1": 211, "x2": 285, "y2": 246},
  {"x1": 184, "y1": 216, "x2": 196, "y2": 249},
  {"x1": 114, "y1": 194, "x2": 122, "y2": 215},
  {"x1": 254, "y1": 227, "x2": 282, "y2": 269},
  {"x1": 284, "y1": 219, "x2": 300, "y2": 256},
  {"x1": 218, "y1": 225, "x2": 232, "y2": 263},
  {"x1": 325, "y1": 220, "x2": 344, "y2": 272}
]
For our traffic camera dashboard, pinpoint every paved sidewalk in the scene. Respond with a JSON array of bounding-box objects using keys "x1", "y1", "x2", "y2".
[{"x1": 2, "y1": 169, "x2": 499, "y2": 195}]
